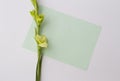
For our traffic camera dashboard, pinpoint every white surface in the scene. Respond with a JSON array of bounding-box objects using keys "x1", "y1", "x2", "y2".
[{"x1": 0, "y1": 0, "x2": 120, "y2": 81}]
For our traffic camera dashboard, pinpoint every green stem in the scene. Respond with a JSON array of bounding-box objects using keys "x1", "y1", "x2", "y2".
[
  {"x1": 36, "y1": 46, "x2": 43, "y2": 81},
  {"x1": 30, "y1": 1, "x2": 45, "y2": 81},
  {"x1": 37, "y1": 26, "x2": 40, "y2": 34}
]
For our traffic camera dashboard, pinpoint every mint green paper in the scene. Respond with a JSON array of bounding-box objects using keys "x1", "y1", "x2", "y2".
[{"x1": 23, "y1": 6, "x2": 101, "y2": 70}]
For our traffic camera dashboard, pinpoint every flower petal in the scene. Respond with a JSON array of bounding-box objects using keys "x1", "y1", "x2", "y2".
[
  {"x1": 36, "y1": 14, "x2": 44, "y2": 25},
  {"x1": 30, "y1": 10, "x2": 36, "y2": 17},
  {"x1": 35, "y1": 34, "x2": 48, "y2": 48},
  {"x1": 35, "y1": 34, "x2": 41, "y2": 43},
  {"x1": 41, "y1": 35, "x2": 47, "y2": 42},
  {"x1": 39, "y1": 42, "x2": 48, "y2": 48}
]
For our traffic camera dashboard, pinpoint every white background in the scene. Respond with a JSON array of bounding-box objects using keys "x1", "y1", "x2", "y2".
[{"x1": 0, "y1": 0, "x2": 120, "y2": 81}]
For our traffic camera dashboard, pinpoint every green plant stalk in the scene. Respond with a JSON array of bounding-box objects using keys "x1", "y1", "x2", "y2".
[
  {"x1": 35, "y1": 15, "x2": 42, "y2": 81},
  {"x1": 30, "y1": 0, "x2": 47, "y2": 81},
  {"x1": 36, "y1": 46, "x2": 42, "y2": 81}
]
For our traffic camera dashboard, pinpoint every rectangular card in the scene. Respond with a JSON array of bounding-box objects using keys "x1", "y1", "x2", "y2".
[{"x1": 23, "y1": 6, "x2": 101, "y2": 70}]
